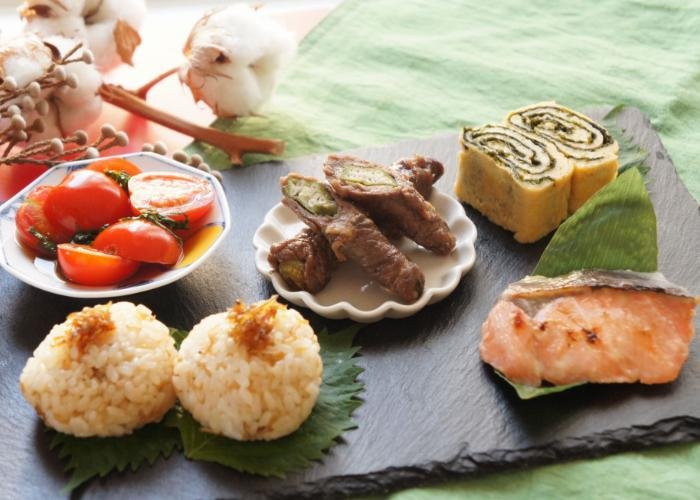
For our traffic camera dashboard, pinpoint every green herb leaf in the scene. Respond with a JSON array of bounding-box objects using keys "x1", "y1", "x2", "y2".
[
  {"x1": 28, "y1": 227, "x2": 57, "y2": 255},
  {"x1": 533, "y1": 167, "x2": 657, "y2": 277},
  {"x1": 169, "y1": 327, "x2": 188, "y2": 349},
  {"x1": 71, "y1": 225, "x2": 107, "y2": 245},
  {"x1": 166, "y1": 324, "x2": 364, "y2": 477},
  {"x1": 104, "y1": 170, "x2": 131, "y2": 191},
  {"x1": 137, "y1": 211, "x2": 189, "y2": 232},
  {"x1": 50, "y1": 422, "x2": 181, "y2": 492},
  {"x1": 602, "y1": 106, "x2": 650, "y2": 175},
  {"x1": 495, "y1": 371, "x2": 584, "y2": 400}
]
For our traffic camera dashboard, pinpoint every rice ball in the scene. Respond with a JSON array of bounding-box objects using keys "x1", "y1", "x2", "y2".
[
  {"x1": 173, "y1": 297, "x2": 322, "y2": 441},
  {"x1": 20, "y1": 302, "x2": 177, "y2": 437}
]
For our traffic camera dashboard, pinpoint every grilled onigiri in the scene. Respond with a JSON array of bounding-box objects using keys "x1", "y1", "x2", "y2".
[
  {"x1": 173, "y1": 297, "x2": 322, "y2": 441},
  {"x1": 20, "y1": 302, "x2": 177, "y2": 437}
]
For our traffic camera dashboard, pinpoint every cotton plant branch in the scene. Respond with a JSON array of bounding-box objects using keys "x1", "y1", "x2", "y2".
[
  {"x1": 99, "y1": 82, "x2": 284, "y2": 165},
  {"x1": 0, "y1": 123, "x2": 128, "y2": 166}
]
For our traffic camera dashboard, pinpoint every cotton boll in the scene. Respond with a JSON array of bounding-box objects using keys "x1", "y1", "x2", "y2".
[
  {"x1": 0, "y1": 32, "x2": 53, "y2": 86},
  {"x1": 19, "y1": 0, "x2": 146, "y2": 71},
  {"x1": 82, "y1": 0, "x2": 147, "y2": 69},
  {"x1": 0, "y1": 33, "x2": 54, "y2": 134},
  {"x1": 0, "y1": 34, "x2": 102, "y2": 139},
  {"x1": 41, "y1": 36, "x2": 102, "y2": 135},
  {"x1": 180, "y1": 4, "x2": 297, "y2": 117}
]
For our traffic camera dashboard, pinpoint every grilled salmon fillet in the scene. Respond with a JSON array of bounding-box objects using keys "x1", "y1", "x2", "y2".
[{"x1": 480, "y1": 270, "x2": 697, "y2": 386}]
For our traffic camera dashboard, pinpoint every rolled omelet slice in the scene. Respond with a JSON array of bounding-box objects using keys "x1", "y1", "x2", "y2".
[
  {"x1": 506, "y1": 101, "x2": 619, "y2": 213},
  {"x1": 456, "y1": 125, "x2": 573, "y2": 243}
]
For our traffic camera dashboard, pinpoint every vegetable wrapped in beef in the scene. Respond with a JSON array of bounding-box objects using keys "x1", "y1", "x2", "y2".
[
  {"x1": 390, "y1": 155, "x2": 444, "y2": 198},
  {"x1": 268, "y1": 228, "x2": 338, "y2": 294},
  {"x1": 271, "y1": 156, "x2": 444, "y2": 293},
  {"x1": 280, "y1": 174, "x2": 425, "y2": 303},
  {"x1": 323, "y1": 155, "x2": 455, "y2": 255}
]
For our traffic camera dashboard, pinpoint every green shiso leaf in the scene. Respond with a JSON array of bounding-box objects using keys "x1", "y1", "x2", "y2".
[
  {"x1": 602, "y1": 105, "x2": 650, "y2": 176},
  {"x1": 533, "y1": 167, "x2": 657, "y2": 277},
  {"x1": 50, "y1": 423, "x2": 181, "y2": 492},
  {"x1": 169, "y1": 327, "x2": 188, "y2": 349},
  {"x1": 166, "y1": 324, "x2": 364, "y2": 477},
  {"x1": 502, "y1": 167, "x2": 658, "y2": 399},
  {"x1": 495, "y1": 372, "x2": 584, "y2": 400}
]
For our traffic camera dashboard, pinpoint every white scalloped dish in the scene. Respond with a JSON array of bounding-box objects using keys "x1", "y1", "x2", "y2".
[
  {"x1": 253, "y1": 189, "x2": 477, "y2": 322},
  {"x1": 0, "y1": 153, "x2": 230, "y2": 299}
]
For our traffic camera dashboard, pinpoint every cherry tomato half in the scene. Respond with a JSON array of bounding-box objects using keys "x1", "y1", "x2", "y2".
[
  {"x1": 92, "y1": 219, "x2": 183, "y2": 266},
  {"x1": 57, "y1": 243, "x2": 140, "y2": 286},
  {"x1": 128, "y1": 172, "x2": 214, "y2": 223},
  {"x1": 86, "y1": 158, "x2": 142, "y2": 176},
  {"x1": 15, "y1": 186, "x2": 72, "y2": 256},
  {"x1": 44, "y1": 169, "x2": 132, "y2": 233}
]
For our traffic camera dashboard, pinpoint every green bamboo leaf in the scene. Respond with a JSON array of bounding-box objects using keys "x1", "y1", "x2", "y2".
[
  {"x1": 533, "y1": 167, "x2": 657, "y2": 277},
  {"x1": 495, "y1": 372, "x2": 584, "y2": 400},
  {"x1": 166, "y1": 324, "x2": 364, "y2": 477},
  {"x1": 602, "y1": 106, "x2": 650, "y2": 175}
]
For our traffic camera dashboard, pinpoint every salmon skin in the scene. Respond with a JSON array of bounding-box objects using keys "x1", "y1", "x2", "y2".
[{"x1": 480, "y1": 270, "x2": 697, "y2": 387}]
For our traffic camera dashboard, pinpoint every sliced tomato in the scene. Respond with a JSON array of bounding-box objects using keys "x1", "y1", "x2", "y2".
[
  {"x1": 92, "y1": 219, "x2": 183, "y2": 266},
  {"x1": 44, "y1": 169, "x2": 132, "y2": 233},
  {"x1": 128, "y1": 172, "x2": 214, "y2": 223},
  {"x1": 57, "y1": 243, "x2": 140, "y2": 286},
  {"x1": 15, "y1": 186, "x2": 73, "y2": 256},
  {"x1": 86, "y1": 158, "x2": 142, "y2": 176}
]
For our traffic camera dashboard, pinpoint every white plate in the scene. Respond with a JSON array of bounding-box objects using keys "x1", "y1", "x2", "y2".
[
  {"x1": 253, "y1": 190, "x2": 477, "y2": 322},
  {"x1": 0, "y1": 152, "x2": 230, "y2": 298}
]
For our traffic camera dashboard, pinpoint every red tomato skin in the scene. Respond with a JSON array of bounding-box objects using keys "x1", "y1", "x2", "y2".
[
  {"x1": 86, "y1": 158, "x2": 142, "y2": 176},
  {"x1": 44, "y1": 170, "x2": 132, "y2": 233},
  {"x1": 15, "y1": 186, "x2": 73, "y2": 256},
  {"x1": 57, "y1": 244, "x2": 140, "y2": 286},
  {"x1": 128, "y1": 172, "x2": 215, "y2": 224},
  {"x1": 92, "y1": 219, "x2": 183, "y2": 266}
]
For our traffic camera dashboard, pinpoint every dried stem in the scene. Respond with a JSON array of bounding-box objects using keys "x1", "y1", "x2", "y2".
[
  {"x1": 134, "y1": 67, "x2": 178, "y2": 99},
  {"x1": 99, "y1": 83, "x2": 284, "y2": 165},
  {"x1": 0, "y1": 129, "x2": 127, "y2": 166}
]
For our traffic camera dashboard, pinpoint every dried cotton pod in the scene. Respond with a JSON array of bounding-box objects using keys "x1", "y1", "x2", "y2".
[
  {"x1": 19, "y1": 0, "x2": 146, "y2": 71},
  {"x1": 34, "y1": 36, "x2": 103, "y2": 139},
  {"x1": 0, "y1": 33, "x2": 103, "y2": 140},
  {"x1": 179, "y1": 4, "x2": 297, "y2": 117}
]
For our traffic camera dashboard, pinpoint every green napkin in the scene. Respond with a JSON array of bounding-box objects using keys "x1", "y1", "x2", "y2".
[
  {"x1": 192, "y1": 0, "x2": 700, "y2": 204},
  {"x1": 191, "y1": 0, "x2": 700, "y2": 497}
]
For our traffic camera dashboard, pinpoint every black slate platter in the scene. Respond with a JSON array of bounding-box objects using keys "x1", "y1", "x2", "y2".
[{"x1": 1, "y1": 107, "x2": 698, "y2": 499}]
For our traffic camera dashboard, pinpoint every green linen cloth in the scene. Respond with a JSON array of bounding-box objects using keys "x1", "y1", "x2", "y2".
[
  {"x1": 191, "y1": 0, "x2": 700, "y2": 497},
  {"x1": 192, "y1": 0, "x2": 700, "y2": 203}
]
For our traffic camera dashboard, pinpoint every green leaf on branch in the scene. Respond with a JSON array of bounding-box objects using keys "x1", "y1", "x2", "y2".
[{"x1": 166, "y1": 324, "x2": 364, "y2": 477}]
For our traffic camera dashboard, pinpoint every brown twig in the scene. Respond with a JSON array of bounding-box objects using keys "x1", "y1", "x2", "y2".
[
  {"x1": 134, "y1": 67, "x2": 179, "y2": 99},
  {"x1": 99, "y1": 83, "x2": 284, "y2": 165}
]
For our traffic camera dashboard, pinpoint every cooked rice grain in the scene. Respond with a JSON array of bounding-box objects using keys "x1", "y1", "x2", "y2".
[
  {"x1": 173, "y1": 301, "x2": 322, "y2": 440},
  {"x1": 20, "y1": 302, "x2": 177, "y2": 437}
]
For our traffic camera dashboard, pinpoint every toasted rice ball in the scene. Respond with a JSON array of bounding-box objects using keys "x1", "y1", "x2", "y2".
[
  {"x1": 173, "y1": 297, "x2": 322, "y2": 440},
  {"x1": 20, "y1": 302, "x2": 177, "y2": 437}
]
